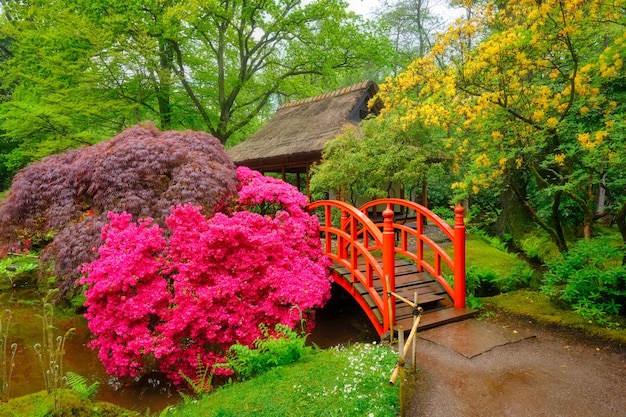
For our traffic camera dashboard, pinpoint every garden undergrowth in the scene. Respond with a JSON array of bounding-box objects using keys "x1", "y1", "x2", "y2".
[
  {"x1": 161, "y1": 343, "x2": 399, "y2": 417},
  {"x1": 483, "y1": 290, "x2": 626, "y2": 347}
]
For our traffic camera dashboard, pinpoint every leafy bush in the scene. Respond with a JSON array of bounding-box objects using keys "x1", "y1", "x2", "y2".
[
  {"x1": 466, "y1": 260, "x2": 535, "y2": 298},
  {"x1": 518, "y1": 229, "x2": 558, "y2": 262},
  {"x1": 80, "y1": 167, "x2": 332, "y2": 387},
  {"x1": 467, "y1": 227, "x2": 510, "y2": 252},
  {"x1": 0, "y1": 254, "x2": 38, "y2": 289},
  {"x1": 465, "y1": 265, "x2": 500, "y2": 297},
  {"x1": 225, "y1": 324, "x2": 311, "y2": 380},
  {"x1": 0, "y1": 123, "x2": 238, "y2": 300},
  {"x1": 430, "y1": 206, "x2": 454, "y2": 222},
  {"x1": 499, "y1": 261, "x2": 535, "y2": 292},
  {"x1": 541, "y1": 237, "x2": 626, "y2": 325}
]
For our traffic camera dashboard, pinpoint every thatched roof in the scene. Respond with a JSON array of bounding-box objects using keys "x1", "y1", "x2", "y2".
[{"x1": 227, "y1": 81, "x2": 380, "y2": 172}]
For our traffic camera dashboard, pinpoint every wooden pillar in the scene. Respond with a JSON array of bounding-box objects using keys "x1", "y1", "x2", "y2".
[
  {"x1": 382, "y1": 205, "x2": 396, "y2": 331},
  {"x1": 306, "y1": 164, "x2": 311, "y2": 200},
  {"x1": 453, "y1": 205, "x2": 466, "y2": 309}
]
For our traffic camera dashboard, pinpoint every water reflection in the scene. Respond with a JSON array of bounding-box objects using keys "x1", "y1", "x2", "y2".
[
  {"x1": 1, "y1": 288, "x2": 177, "y2": 412},
  {"x1": 1, "y1": 283, "x2": 375, "y2": 412}
]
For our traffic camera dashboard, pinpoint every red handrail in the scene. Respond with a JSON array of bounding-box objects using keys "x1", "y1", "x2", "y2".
[
  {"x1": 307, "y1": 200, "x2": 396, "y2": 336},
  {"x1": 359, "y1": 198, "x2": 466, "y2": 309},
  {"x1": 307, "y1": 198, "x2": 466, "y2": 337}
]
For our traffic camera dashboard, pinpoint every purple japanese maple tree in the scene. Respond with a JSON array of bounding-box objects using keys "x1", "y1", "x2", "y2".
[{"x1": 0, "y1": 123, "x2": 238, "y2": 298}]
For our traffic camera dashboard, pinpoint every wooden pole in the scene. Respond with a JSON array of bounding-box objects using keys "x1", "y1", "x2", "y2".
[
  {"x1": 389, "y1": 326, "x2": 404, "y2": 385},
  {"x1": 412, "y1": 292, "x2": 418, "y2": 372},
  {"x1": 390, "y1": 308, "x2": 422, "y2": 385},
  {"x1": 383, "y1": 205, "x2": 396, "y2": 333},
  {"x1": 385, "y1": 277, "x2": 394, "y2": 344},
  {"x1": 453, "y1": 205, "x2": 466, "y2": 308},
  {"x1": 398, "y1": 327, "x2": 406, "y2": 417}
]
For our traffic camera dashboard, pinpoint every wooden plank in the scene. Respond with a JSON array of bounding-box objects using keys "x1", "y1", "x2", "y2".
[
  {"x1": 331, "y1": 253, "x2": 474, "y2": 333},
  {"x1": 396, "y1": 307, "x2": 477, "y2": 331}
]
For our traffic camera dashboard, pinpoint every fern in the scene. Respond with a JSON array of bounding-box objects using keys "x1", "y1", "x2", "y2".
[
  {"x1": 65, "y1": 371, "x2": 99, "y2": 400},
  {"x1": 178, "y1": 354, "x2": 214, "y2": 396},
  {"x1": 226, "y1": 324, "x2": 311, "y2": 380}
]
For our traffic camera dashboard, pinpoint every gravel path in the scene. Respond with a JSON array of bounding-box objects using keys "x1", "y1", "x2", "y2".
[{"x1": 406, "y1": 317, "x2": 626, "y2": 417}]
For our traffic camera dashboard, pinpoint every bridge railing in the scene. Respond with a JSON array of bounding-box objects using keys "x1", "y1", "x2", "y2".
[
  {"x1": 307, "y1": 200, "x2": 396, "y2": 336},
  {"x1": 359, "y1": 198, "x2": 466, "y2": 309}
]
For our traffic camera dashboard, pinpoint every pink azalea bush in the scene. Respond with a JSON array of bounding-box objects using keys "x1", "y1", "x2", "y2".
[{"x1": 80, "y1": 167, "x2": 332, "y2": 386}]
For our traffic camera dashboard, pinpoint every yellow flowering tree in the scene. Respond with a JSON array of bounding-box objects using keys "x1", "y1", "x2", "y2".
[{"x1": 377, "y1": 0, "x2": 626, "y2": 252}]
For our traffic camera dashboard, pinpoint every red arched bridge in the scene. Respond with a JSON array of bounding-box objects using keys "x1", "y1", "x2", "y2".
[{"x1": 306, "y1": 198, "x2": 476, "y2": 337}]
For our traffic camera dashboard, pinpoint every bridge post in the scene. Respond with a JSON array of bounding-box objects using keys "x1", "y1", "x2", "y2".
[
  {"x1": 382, "y1": 206, "x2": 396, "y2": 331},
  {"x1": 453, "y1": 205, "x2": 466, "y2": 309}
]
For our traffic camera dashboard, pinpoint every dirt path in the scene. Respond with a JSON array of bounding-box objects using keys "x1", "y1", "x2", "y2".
[{"x1": 406, "y1": 317, "x2": 626, "y2": 417}]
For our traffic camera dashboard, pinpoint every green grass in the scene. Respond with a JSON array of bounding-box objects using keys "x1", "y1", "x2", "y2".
[
  {"x1": 483, "y1": 290, "x2": 626, "y2": 346},
  {"x1": 464, "y1": 235, "x2": 520, "y2": 274},
  {"x1": 161, "y1": 343, "x2": 400, "y2": 417},
  {"x1": 423, "y1": 234, "x2": 521, "y2": 275},
  {"x1": 0, "y1": 389, "x2": 140, "y2": 417}
]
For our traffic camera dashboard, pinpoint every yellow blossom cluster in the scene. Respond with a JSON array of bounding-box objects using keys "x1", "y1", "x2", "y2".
[
  {"x1": 554, "y1": 154, "x2": 566, "y2": 166},
  {"x1": 577, "y1": 131, "x2": 609, "y2": 150},
  {"x1": 373, "y1": 0, "x2": 625, "y2": 199}
]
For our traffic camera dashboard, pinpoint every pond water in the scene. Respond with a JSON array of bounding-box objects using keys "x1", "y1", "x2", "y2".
[{"x1": 1, "y1": 285, "x2": 376, "y2": 413}]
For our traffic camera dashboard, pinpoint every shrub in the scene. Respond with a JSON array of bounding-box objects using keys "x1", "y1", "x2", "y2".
[
  {"x1": 465, "y1": 265, "x2": 500, "y2": 297},
  {"x1": 80, "y1": 168, "x2": 332, "y2": 387},
  {"x1": 518, "y1": 229, "x2": 558, "y2": 262},
  {"x1": 541, "y1": 237, "x2": 626, "y2": 325},
  {"x1": 225, "y1": 324, "x2": 311, "y2": 381},
  {"x1": 0, "y1": 123, "x2": 238, "y2": 300},
  {"x1": 466, "y1": 261, "x2": 535, "y2": 297}
]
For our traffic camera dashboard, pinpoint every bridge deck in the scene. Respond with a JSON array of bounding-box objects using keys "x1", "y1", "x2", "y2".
[{"x1": 333, "y1": 257, "x2": 476, "y2": 333}]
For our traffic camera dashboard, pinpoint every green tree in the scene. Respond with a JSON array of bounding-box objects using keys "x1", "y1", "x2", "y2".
[
  {"x1": 375, "y1": 0, "x2": 444, "y2": 75},
  {"x1": 310, "y1": 111, "x2": 450, "y2": 205},
  {"x1": 0, "y1": 0, "x2": 394, "y2": 174},
  {"x1": 0, "y1": 0, "x2": 133, "y2": 175}
]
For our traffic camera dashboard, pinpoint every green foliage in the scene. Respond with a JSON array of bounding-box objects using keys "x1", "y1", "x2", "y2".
[
  {"x1": 466, "y1": 259, "x2": 534, "y2": 298},
  {"x1": 178, "y1": 356, "x2": 214, "y2": 397},
  {"x1": 64, "y1": 372, "x2": 99, "y2": 401},
  {"x1": 0, "y1": 0, "x2": 394, "y2": 174},
  {"x1": 484, "y1": 290, "x2": 626, "y2": 346},
  {"x1": 163, "y1": 343, "x2": 399, "y2": 417},
  {"x1": 430, "y1": 206, "x2": 454, "y2": 222},
  {"x1": 465, "y1": 265, "x2": 500, "y2": 297},
  {"x1": 0, "y1": 389, "x2": 141, "y2": 417},
  {"x1": 225, "y1": 324, "x2": 311, "y2": 381},
  {"x1": 541, "y1": 237, "x2": 626, "y2": 326},
  {"x1": 467, "y1": 227, "x2": 509, "y2": 252},
  {"x1": 0, "y1": 255, "x2": 38, "y2": 289},
  {"x1": 518, "y1": 229, "x2": 559, "y2": 263},
  {"x1": 311, "y1": 111, "x2": 452, "y2": 203}
]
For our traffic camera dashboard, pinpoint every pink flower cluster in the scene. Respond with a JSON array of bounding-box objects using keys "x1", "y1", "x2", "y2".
[{"x1": 80, "y1": 167, "x2": 332, "y2": 386}]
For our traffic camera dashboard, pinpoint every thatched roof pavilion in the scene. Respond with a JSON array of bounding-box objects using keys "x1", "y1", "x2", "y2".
[{"x1": 227, "y1": 81, "x2": 381, "y2": 191}]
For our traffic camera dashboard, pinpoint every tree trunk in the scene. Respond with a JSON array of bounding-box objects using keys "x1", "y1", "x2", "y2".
[
  {"x1": 551, "y1": 191, "x2": 568, "y2": 252},
  {"x1": 157, "y1": 38, "x2": 173, "y2": 129}
]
